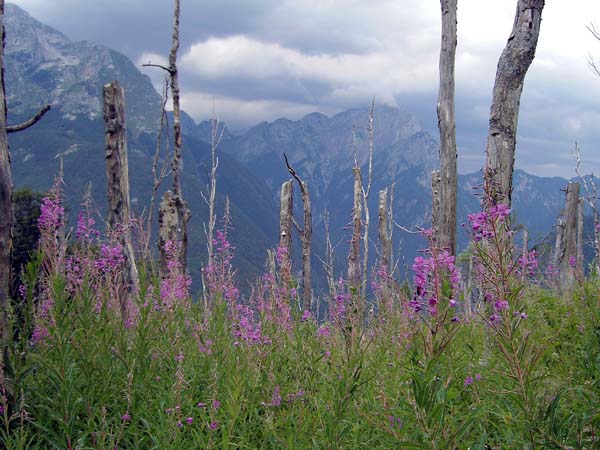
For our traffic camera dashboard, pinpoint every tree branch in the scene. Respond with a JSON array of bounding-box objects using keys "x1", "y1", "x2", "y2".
[
  {"x1": 142, "y1": 63, "x2": 173, "y2": 74},
  {"x1": 7, "y1": 104, "x2": 51, "y2": 133}
]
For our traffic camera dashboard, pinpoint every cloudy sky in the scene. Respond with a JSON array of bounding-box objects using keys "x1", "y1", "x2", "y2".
[{"x1": 10, "y1": 0, "x2": 600, "y2": 177}]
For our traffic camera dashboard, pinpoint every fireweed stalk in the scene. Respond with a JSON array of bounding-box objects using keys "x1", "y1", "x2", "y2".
[
  {"x1": 409, "y1": 228, "x2": 460, "y2": 358},
  {"x1": 467, "y1": 200, "x2": 544, "y2": 446}
]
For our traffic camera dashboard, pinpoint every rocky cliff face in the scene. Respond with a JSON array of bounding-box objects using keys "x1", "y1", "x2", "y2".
[{"x1": 5, "y1": 3, "x2": 162, "y2": 135}]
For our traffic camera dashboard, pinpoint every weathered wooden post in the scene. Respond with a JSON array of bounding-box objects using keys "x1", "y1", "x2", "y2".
[
  {"x1": 348, "y1": 166, "x2": 362, "y2": 287},
  {"x1": 279, "y1": 180, "x2": 294, "y2": 259},
  {"x1": 559, "y1": 182, "x2": 580, "y2": 290},
  {"x1": 378, "y1": 188, "x2": 391, "y2": 271},
  {"x1": 436, "y1": 0, "x2": 458, "y2": 254},
  {"x1": 553, "y1": 218, "x2": 564, "y2": 272},
  {"x1": 484, "y1": 0, "x2": 545, "y2": 206},
  {"x1": 103, "y1": 81, "x2": 140, "y2": 302}
]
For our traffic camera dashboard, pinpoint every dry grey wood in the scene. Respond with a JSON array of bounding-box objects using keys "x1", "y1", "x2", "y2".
[
  {"x1": 279, "y1": 180, "x2": 294, "y2": 258},
  {"x1": 560, "y1": 182, "x2": 580, "y2": 290},
  {"x1": 103, "y1": 81, "x2": 140, "y2": 303},
  {"x1": 7, "y1": 104, "x2": 51, "y2": 133},
  {"x1": 158, "y1": 190, "x2": 190, "y2": 279},
  {"x1": 0, "y1": 0, "x2": 12, "y2": 369},
  {"x1": 348, "y1": 166, "x2": 362, "y2": 288},
  {"x1": 378, "y1": 188, "x2": 391, "y2": 271},
  {"x1": 577, "y1": 197, "x2": 584, "y2": 277},
  {"x1": 284, "y1": 154, "x2": 312, "y2": 311},
  {"x1": 361, "y1": 100, "x2": 375, "y2": 300},
  {"x1": 431, "y1": 170, "x2": 441, "y2": 241},
  {"x1": 553, "y1": 217, "x2": 564, "y2": 271},
  {"x1": 484, "y1": 0, "x2": 545, "y2": 206},
  {"x1": 436, "y1": 0, "x2": 458, "y2": 254},
  {"x1": 147, "y1": 0, "x2": 190, "y2": 275}
]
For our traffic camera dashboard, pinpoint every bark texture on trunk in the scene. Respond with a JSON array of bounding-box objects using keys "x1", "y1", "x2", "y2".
[
  {"x1": 436, "y1": 0, "x2": 458, "y2": 254},
  {"x1": 279, "y1": 180, "x2": 294, "y2": 259},
  {"x1": 577, "y1": 197, "x2": 584, "y2": 277},
  {"x1": 378, "y1": 188, "x2": 391, "y2": 271},
  {"x1": 155, "y1": 0, "x2": 190, "y2": 275},
  {"x1": 0, "y1": 0, "x2": 12, "y2": 366},
  {"x1": 560, "y1": 182, "x2": 580, "y2": 290},
  {"x1": 484, "y1": 0, "x2": 545, "y2": 206},
  {"x1": 158, "y1": 190, "x2": 190, "y2": 279},
  {"x1": 103, "y1": 81, "x2": 140, "y2": 298},
  {"x1": 348, "y1": 166, "x2": 362, "y2": 287},
  {"x1": 431, "y1": 170, "x2": 441, "y2": 241}
]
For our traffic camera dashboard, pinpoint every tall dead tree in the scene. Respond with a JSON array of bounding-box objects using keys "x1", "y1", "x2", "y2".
[
  {"x1": 577, "y1": 197, "x2": 584, "y2": 277},
  {"x1": 553, "y1": 218, "x2": 564, "y2": 271},
  {"x1": 348, "y1": 165, "x2": 363, "y2": 288},
  {"x1": 559, "y1": 182, "x2": 580, "y2": 290},
  {"x1": 378, "y1": 188, "x2": 391, "y2": 271},
  {"x1": 0, "y1": 0, "x2": 10, "y2": 367},
  {"x1": 144, "y1": 0, "x2": 190, "y2": 277},
  {"x1": 103, "y1": 81, "x2": 140, "y2": 302},
  {"x1": 484, "y1": 0, "x2": 545, "y2": 206},
  {"x1": 279, "y1": 179, "x2": 294, "y2": 257},
  {"x1": 1, "y1": 0, "x2": 51, "y2": 369},
  {"x1": 284, "y1": 154, "x2": 312, "y2": 312},
  {"x1": 436, "y1": 0, "x2": 458, "y2": 254},
  {"x1": 361, "y1": 100, "x2": 375, "y2": 300},
  {"x1": 431, "y1": 170, "x2": 441, "y2": 241}
]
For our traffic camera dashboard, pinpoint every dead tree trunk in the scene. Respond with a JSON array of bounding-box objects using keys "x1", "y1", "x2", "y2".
[
  {"x1": 431, "y1": 170, "x2": 441, "y2": 241},
  {"x1": 577, "y1": 197, "x2": 584, "y2": 277},
  {"x1": 553, "y1": 218, "x2": 564, "y2": 272},
  {"x1": 103, "y1": 81, "x2": 140, "y2": 302},
  {"x1": 436, "y1": 0, "x2": 458, "y2": 254},
  {"x1": 158, "y1": 190, "x2": 190, "y2": 278},
  {"x1": 279, "y1": 180, "x2": 294, "y2": 259},
  {"x1": 145, "y1": 0, "x2": 190, "y2": 275},
  {"x1": 560, "y1": 182, "x2": 580, "y2": 290},
  {"x1": 0, "y1": 0, "x2": 11, "y2": 368},
  {"x1": 484, "y1": 0, "x2": 545, "y2": 206},
  {"x1": 348, "y1": 166, "x2": 362, "y2": 287},
  {"x1": 284, "y1": 155, "x2": 312, "y2": 312},
  {"x1": 378, "y1": 188, "x2": 391, "y2": 271}
]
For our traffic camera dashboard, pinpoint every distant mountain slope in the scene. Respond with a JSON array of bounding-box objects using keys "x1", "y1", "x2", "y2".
[{"x1": 4, "y1": 3, "x2": 280, "y2": 289}]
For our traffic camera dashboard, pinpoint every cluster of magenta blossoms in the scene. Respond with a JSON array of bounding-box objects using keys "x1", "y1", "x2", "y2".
[
  {"x1": 410, "y1": 229, "x2": 460, "y2": 317},
  {"x1": 159, "y1": 240, "x2": 192, "y2": 310},
  {"x1": 467, "y1": 203, "x2": 510, "y2": 242}
]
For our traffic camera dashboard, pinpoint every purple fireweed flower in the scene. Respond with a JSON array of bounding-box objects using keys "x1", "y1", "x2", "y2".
[
  {"x1": 464, "y1": 376, "x2": 474, "y2": 387},
  {"x1": 212, "y1": 400, "x2": 220, "y2": 410},
  {"x1": 569, "y1": 255, "x2": 577, "y2": 268},
  {"x1": 301, "y1": 309, "x2": 312, "y2": 322},
  {"x1": 186, "y1": 417, "x2": 193, "y2": 425},
  {"x1": 209, "y1": 421, "x2": 218, "y2": 430},
  {"x1": 197, "y1": 402, "x2": 206, "y2": 408},
  {"x1": 475, "y1": 373, "x2": 482, "y2": 381},
  {"x1": 317, "y1": 326, "x2": 330, "y2": 338},
  {"x1": 38, "y1": 196, "x2": 64, "y2": 232},
  {"x1": 176, "y1": 421, "x2": 183, "y2": 429},
  {"x1": 494, "y1": 300, "x2": 509, "y2": 312},
  {"x1": 270, "y1": 386, "x2": 282, "y2": 407},
  {"x1": 121, "y1": 413, "x2": 131, "y2": 422}
]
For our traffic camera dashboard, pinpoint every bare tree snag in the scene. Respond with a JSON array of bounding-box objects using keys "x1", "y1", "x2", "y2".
[
  {"x1": 145, "y1": 0, "x2": 190, "y2": 274},
  {"x1": 0, "y1": 0, "x2": 12, "y2": 368},
  {"x1": 577, "y1": 197, "x2": 584, "y2": 277},
  {"x1": 431, "y1": 170, "x2": 441, "y2": 240},
  {"x1": 279, "y1": 179, "x2": 294, "y2": 258},
  {"x1": 484, "y1": 0, "x2": 545, "y2": 206},
  {"x1": 436, "y1": 0, "x2": 458, "y2": 254},
  {"x1": 560, "y1": 182, "x2": 580, "y2": 290},
  {"x1": 103, "y1": 81, "x2": 140, "y2": 302},
  {"x1": 553, "y1": 217, "x2": 564, "y2": 272},
  {"x1": 158, "y1": 190, "x2": 190, "y2": 278},
  {"x1": 378, "y1": 188, "x2": 391, "y2": 271},
  {"x1": 284, "y1": 154, "x2": 312, "y2": 311},
  {"x1": 348, "y1": 165, "x2": 363, "y2": 287}
]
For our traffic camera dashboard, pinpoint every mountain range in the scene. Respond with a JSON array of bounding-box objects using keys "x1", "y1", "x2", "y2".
[{"x1": 4, "y1": 3, "x2": 581, "y2": 293}]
